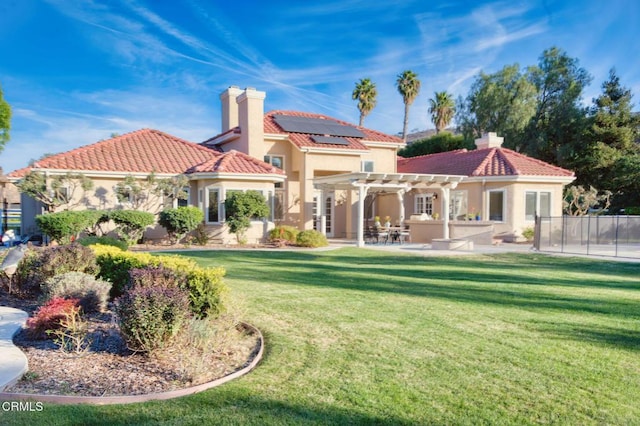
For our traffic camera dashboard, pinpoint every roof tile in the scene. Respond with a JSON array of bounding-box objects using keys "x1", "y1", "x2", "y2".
[{"x1": 397, "y1": 147, "x2": 574, "y2": 177}]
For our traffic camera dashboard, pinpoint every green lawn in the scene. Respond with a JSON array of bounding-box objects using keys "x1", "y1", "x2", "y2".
[{"x1": 3, "y1": 249, "x2": 640, "y2": 425}]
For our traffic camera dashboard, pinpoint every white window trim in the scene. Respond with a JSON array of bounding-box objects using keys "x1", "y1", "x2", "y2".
[
  {"x1": 175, "y1": 186, "x2": 191, "y2": 208},
  {"x1": 223, "y1": 188, "x2": 271, "y2": 223},
  {"x1": 487, "y1": 189, "x2": 507, "y2": 223},
  {"x1": 525, "y1": 190, "x2": 553, "y2": 222},
  {"x1": 205, "y1": 186, "x2": 221, "y2": 224},
  {"x1": 264, "y1": 155, "x2": 285, "y2": 170},
  {"x1": 450, "y1": 190, "x2": 468, "y2": 220},
  {"x1": 361, "y1": 160, "x2": 374, "y2": 173},
  {"x1": 414, "y1": 193, "x2": 434, "y2": 216}
]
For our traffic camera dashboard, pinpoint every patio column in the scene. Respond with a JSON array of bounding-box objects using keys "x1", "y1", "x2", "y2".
[
  {"x1": 396, "y1": 190, "x2": 406, "y2": 225},
  {"x1": 441, "y1": 186, "x2": 450, "y2": 240},
  {"x1": 356, "y1": 184, "x2": 369, "y2": 248},
  {"x1": 319, "y1": 188, "x2": 327, "y2": 236}
]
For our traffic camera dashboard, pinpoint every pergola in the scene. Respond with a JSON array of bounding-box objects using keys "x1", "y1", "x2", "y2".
[{"x1": 313, "y1": 172, "x2": 466, "y2": 247}]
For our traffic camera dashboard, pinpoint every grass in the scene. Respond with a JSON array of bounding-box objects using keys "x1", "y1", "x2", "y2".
[{"x1": 2, "y1": 248, "x2": 640, "y2": 425}]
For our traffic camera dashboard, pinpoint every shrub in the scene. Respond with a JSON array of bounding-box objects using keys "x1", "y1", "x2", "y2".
[
  {"x1": 77, "y1": 235, "x2": 129, "y2": 251},
  {"x1": 296, "y1": 229, "x2": 328, "y2": 248},
  {"x1": 35, "y1": 210, "x2": 99, "y2": 244},
  {"x1": 522, "y1": 227, "x2": 535, "y2": 242},
  {"x1": 26, "y1": 297, "x2": 80, "y2": 339},
  {"x1": 185, "y1": 267, "x2": 227, "y2": 319},
  {"x1": 115, "y1": 284, "x2": 191, "y2": 352},
  {"x1": 128, "y1": 265, "x2": 185, "y2": 290},
  {"x1": 42, "y1": 272, "x2": 111, "y2": 313},
  {"x1": 91, "y1": 244, "x2": 199, "y2": 298},
  {"x1": 91, "y1": 245, "x2": 227, "y2": 317},
  {"x1": 14, "y1": 244, "x2": 99, "y2": 297},
  {"x1": 192, "y1": 223, "x2": 210, "y2": 246},
  {"x1": 107, "y1": 210, "x2": 155, "y2": 245},
  {"x1": 625, "y1": 207, "x2": 640, "y2": 215},
  {"x1": 268, "y1": 225, "x2": 299, "y2": 245},
  {"x1": 224, "y1": 191, "x2": 270, "y2": 244},
  {"x1": 159, "y1": 207, "x2": 204, "y2": 244}
]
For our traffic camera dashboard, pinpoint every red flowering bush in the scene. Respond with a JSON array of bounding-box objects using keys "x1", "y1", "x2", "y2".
[{"x1": 26, "y1": 297, "x2": 80, "y2": 339}]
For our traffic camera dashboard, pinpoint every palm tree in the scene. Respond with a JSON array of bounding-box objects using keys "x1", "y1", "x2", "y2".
[
  {"x1": 396, "y1": 70, "x2": 421, "y2": 143},
  {"x1": 352, "y1": 78, "x2": 377, "y2": 126},
  {"x1": 428, "y1": 91, "x2": 456, "y2": 133}
]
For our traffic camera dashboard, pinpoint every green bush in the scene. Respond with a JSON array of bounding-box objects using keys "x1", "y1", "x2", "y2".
[
  {"x1": 625, "y1": 207, "x2": 640, "y2": 215},
  {"x1": 35, "y1": 210, "x2": 100, "y2": 244},
  {"x1": 158, "y1": 207, "x2": 204, "y2": 244},
  {"x1": 14, "y1": 244, "x2": 99, "y2": 297},
  {"x1": 185, "y1": 267, "x2": 227, "y2": 319},
  {"x1": 224, "y1": 191, "x2": 270, "y2": 244},
  {"x1": 268, "y1": 225, "x2": 300, "y2": 245},
  {"x1": 115, "y1": 284, "x2": 191, "y2": 353},
  {"x1": 107, "y1": 210, "x2": 155, "y2": 245},
  {"x1": 91, "y1": 245, "x2": 226, "y2": 317},
  {"x1": 42, "y1": 272, "x2": 111, "y2": 313},
  {"x1": 522, "y1": 227, "x2": 535, "y2": 242},
  {"x1": 296, "y1": 230, "x2": 329, "y2": 248},
  {"x1": 77, "y1": 235, "x2": 129, "y2": 251}
]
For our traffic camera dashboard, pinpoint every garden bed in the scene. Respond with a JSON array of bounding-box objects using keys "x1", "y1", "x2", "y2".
[{"x1": 0, "y1": 292, "x2": 260, "y2": 398}]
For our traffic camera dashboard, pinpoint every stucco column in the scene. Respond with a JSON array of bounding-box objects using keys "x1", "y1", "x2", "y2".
[
  {"x1": 356, "y1": 184, "x2": 369, "y2": 247},
  {"x1": 396, "y1": 189, "x2": 406, "y2": 225},
  {"x1": 441, "y1": 186, "x2": 450, "y2": 240},
  {"x1": 320, "y1": 188, "x2": 327, "y2": 236}
]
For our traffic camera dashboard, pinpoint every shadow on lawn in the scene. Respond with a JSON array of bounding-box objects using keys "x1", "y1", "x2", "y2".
[
  {"x1": 531, "y1": 321, "x2": 640, "y2": 352},
  {"x1": 27, "y1": 392, "x2": 414, "y2": 426},
  {"x1": 185, "y1": 249, "x2": 640, "y2": 320}
]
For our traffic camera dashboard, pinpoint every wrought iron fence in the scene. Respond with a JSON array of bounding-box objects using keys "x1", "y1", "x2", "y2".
[{"x1": 534, "y1": 215, "x2": 640, "y2": 259}]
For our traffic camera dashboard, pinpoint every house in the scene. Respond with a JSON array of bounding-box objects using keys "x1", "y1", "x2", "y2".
[
  {"x1": 398, "y1": 133, "x2": 575, "y2": 243},
  {"x1": 9, "y1": 86, "x2": 575, "y2": 246}
]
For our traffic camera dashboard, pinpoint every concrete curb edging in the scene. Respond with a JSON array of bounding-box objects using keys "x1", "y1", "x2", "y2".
[
  {"x1": 0, "y1": 307, "x2": 29, "y2": 392},
  {"x1": 0, "y1": 322, "x2": 264, "y2": 405}
]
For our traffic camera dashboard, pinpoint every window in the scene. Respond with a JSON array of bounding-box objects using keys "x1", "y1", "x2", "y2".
[
  {"x1": 488, "y1": 190, "x2": 505, "y2": 221},
  {"x1": 450, "y1": 191, "x2": 468, "y2": 220},
  {"x1": 274, "y1": 189, "x2": 285, "y2": 221},
  {"x1": 264, "y1": 155, "x2": 284, "y2": 170},
  {"x1": 525, "y1": 191, "x2": 551, "y2": 220},
  {"x1": 361, "y1": 160, "x2": 374, "y2": 172},
  {"x1": 414, "y1": 193, "x2": 434, "y2": 216},
  {"x1": 207, "y1": 189, "x2": 220, "y2": 223},
  {"x1": 364, "y1": 194, "x2": 376, "y2": 221},
  {"x1": 177, "y1": 186, "x2": 190, "y2": 207}
]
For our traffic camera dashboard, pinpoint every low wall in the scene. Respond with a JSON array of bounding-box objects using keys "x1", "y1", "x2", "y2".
[
  {"x1": 449, "y1": 221, "x2": 494, "y2": 245},
  {"x1": 406, "y1": 220, "x2": 495, "y2": 244}
]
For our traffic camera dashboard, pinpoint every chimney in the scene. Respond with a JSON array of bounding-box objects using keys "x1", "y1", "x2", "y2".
[
  {"x1": 475, "y1": 132, "x2": 504, "y2": 150},
  {"x1": 237, "y1": 87, "x2": 266, "y2": 159},
  {"x1": 220, "y1": 86, "x2": 243, "y2": 132}
]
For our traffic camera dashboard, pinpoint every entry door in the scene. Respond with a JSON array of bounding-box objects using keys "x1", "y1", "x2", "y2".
[{"x1": 313, "y1": 192, "x2": 334, "y2": 237}]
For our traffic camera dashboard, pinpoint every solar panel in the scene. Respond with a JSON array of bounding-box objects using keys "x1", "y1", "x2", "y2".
[
  {"x1": 311, "y1": 136, "x2": 350, "y2": 145},
  {"x1": 273, "y1": 115, "x2": 365, "y2": 138}
]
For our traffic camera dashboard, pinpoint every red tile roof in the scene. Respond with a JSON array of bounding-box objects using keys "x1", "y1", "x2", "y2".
[
  {"x1": 264, "y1": 110, "x2": 402, "y2": 150},
  {"x1": 9, "y1": 129, "x2": 281, "y2": 178},
  {"x1": 187, "y1": 150, "x2": 285, "y2": 175},
  {"x1": 397, "y1": 147, "x2": 575, "y2": 177}
]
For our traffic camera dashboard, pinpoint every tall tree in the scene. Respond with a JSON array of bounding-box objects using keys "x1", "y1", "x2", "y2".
[
  {"x1": 455, "y1": 64, "x2": 537, "y2": 149},
  {"x1": 352, "y1": 78, "x2": 377, "y2": 126},
  {"x1": 577, "y1": 69, "x2": 640, "y2": 209},
  {"x1": 0, "y1": 83, "x2": 11, "y2": 154},
  {"x1": 522, "y1": 47, "x2": 592, "y2": 165},
  {"x1": 428, "y1": 91, "x2": 456, "y2": 134},
  {"x1": 396, "y1": 70, "x2": 421, "y2": 142}
]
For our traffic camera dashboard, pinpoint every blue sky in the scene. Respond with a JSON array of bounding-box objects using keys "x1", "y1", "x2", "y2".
[{"x1": 0, "y1": 0, "x2": 638, "y2": 173}]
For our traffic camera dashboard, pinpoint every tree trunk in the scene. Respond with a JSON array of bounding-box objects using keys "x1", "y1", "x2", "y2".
[{"x1": 402, "y1": 103, "x2": 410, "y2": 142}]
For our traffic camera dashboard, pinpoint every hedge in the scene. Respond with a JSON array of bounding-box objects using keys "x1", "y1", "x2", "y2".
[{"x1": 91, "y1": 244, "x2": 226, "y2": 318}]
